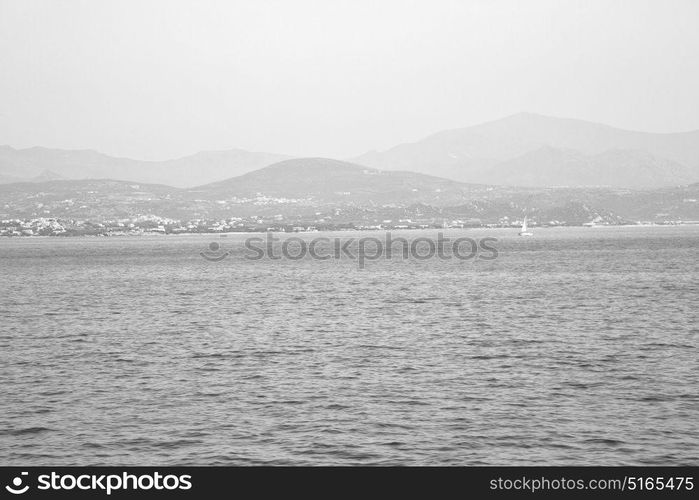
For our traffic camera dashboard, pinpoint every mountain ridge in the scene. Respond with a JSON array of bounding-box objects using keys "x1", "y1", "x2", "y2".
[
  {"x1": 351, "y1": 113, "x2": 699, "y2": 188},
  {"x1": 0, "y1": 145, "x2": 292, "y2": 188}
]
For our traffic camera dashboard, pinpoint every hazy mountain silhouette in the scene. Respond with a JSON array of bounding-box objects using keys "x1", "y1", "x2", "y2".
[
  {"x1": 0, "y1": 146, "x2": 291, "y2": 187},
  {"x1": 472, "y1": 147, "x2": 696, "y2": 188},
  {"x1": 4, "y1": 113, "x2": 699, "y2": 190},
  {"x1": 352, "y1": 113, "x2": 699, "y2": 188}
]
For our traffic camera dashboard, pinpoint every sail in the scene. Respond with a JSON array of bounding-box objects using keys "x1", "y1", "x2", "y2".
[{"x1": 521, "y1": 216, "x2": 527, "y2": 232}]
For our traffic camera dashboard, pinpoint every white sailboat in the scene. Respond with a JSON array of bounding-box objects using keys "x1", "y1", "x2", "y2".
[{"x1": 519, "y1": 216, "x2": 533, "y2": 236}]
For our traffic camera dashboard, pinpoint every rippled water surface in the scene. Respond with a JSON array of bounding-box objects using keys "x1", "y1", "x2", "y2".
[{"x1": 1, "y1": 227, "x2": 698, "y2": 465}]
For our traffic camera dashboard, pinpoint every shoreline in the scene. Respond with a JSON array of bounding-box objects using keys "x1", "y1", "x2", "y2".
[{"x1": 2, "y1": 222, "x2": 699, "y2": 239}]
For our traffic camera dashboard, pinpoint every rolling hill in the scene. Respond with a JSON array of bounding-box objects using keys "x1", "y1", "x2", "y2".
[{"x1": 192, "y1": 157, "x2": 490, "y2": 205}]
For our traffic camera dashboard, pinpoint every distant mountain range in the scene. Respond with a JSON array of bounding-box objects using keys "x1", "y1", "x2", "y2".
[
  {"x1": 1, "y1": 157, "x2": 697, "y2": 224},
  {"x1": 2, "y1": 113, "x2": 699, "y2": 190},
  {"x1": 0, "y1": 146, "x2": 290, "y2": 188},
  {"x1": 352, "y1": 113, "x2": 699, "y2": 188}
]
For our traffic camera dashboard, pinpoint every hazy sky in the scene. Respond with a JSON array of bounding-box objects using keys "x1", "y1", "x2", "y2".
[{"x1": 1, "y1": 0, "x2": 698, "y2": 160}]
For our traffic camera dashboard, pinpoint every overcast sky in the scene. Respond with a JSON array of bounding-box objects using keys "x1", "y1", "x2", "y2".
[{"x1": 1, "y1": 0, "x2": 698, "y2": 160}]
